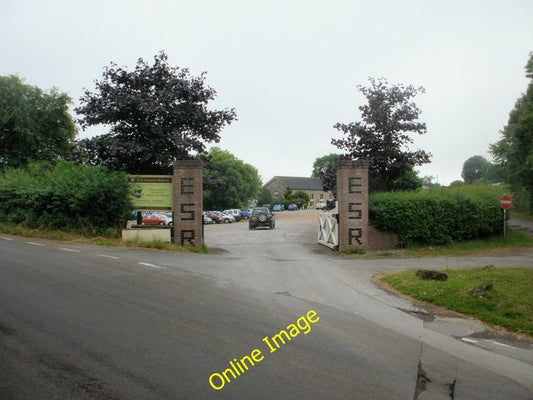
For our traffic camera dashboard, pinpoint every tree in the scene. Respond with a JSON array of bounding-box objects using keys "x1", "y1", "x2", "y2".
[
  {"x1": 490, "y1": 52, "x2": 533, "y2": 211},
  {"x1": 257, "y1": 187, "x2": 273, "y2": 206},
  {"x1": 311, "y1": 153, "x2": 340, "y2": 177},
  {"x1": 203, "y1": 147, "x2": 261, "y2": 210},
  {"x1": 449, "y1": 180, "x2": 465, "y2": 187},
  {"x1": 0, "y1": 75, "x2": 76, "y2": 168},
  {"x1": 420, "y1": 175, "x2": 441, "y2": 188},
  {"x1": 331, "y1": 78, "x2": 431, "y2": 192},
  {"x1": 283, "y1": 186, "x2": 293, "y2": 201},
  {"x1": 390, "y1": 164, "x2": 423, "y2": 191},
  {"x1": 72, "y1": 51, "x2": 236, "y2": 174},
  {"x1": 461, "y1": 155, "x2": 494, "y2": 184},
  {"x1": 289, "y1": 190, "x2": 310, "y2": 208}
]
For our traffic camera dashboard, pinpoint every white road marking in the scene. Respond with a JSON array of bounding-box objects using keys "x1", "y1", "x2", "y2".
[
  {"x1": 488, "y1": 340, "x2": 514, "y2": 349},
  {"x1": 0, "y1": 236, "x2": 14, "y2": 241},
  {"x1": 60, "y1": 247, "x2": 80, "y2": 252},
  {"x1": 138, "y1": 262, "x2": 164, "y2": 269},
  {"x1": 28, "y1": 242, "x2": 46, "y2": 247},
  {"x1": 461, "y1": 338, "x2": 478, "y2": 344},
  {"x1": 97, "y1": 254, "x2": 119, "y2": 259}
]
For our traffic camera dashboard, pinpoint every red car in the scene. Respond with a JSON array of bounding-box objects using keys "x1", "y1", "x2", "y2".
[
  {"x1": 141, "y1": 213, "x2": 168, "y2": 225},
  {"x1": 206, "y1": 211, "x2": 222, "y2": 224}
]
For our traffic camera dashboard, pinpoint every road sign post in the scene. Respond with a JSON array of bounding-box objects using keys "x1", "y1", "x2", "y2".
[{"x1": 500, "y1": 195, "x2": 512, "y2": 238}]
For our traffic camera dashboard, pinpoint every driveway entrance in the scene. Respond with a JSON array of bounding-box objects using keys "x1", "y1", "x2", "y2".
[{"x1": 204, "y1": 210, "x2": 319, "y2": 253}]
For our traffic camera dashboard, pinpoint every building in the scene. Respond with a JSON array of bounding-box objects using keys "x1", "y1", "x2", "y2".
[{"x1": 262, "y1": 176, "x2": 334, "y2": 208}]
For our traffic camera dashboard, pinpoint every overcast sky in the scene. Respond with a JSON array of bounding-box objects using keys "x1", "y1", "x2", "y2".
[{"x1": 2, "y1": 0, "x2": 532, "y2": 185}]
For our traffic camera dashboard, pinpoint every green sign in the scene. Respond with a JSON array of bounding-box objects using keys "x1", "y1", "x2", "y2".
[{"x1": 129, "y1": 175, "x2": 173, "y2": 211}]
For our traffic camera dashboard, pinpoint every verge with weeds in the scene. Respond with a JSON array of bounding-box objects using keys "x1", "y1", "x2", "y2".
[
  {"x1": 401, "y1": 229, "x2": 533, "y2": 257},
  {"x1": 0, "y1": 223, "x2": 208, "y2": 253}
]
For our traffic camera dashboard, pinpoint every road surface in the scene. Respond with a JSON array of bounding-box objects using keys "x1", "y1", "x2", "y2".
[{"x1": 1, "y1": 211, "x2": 532, "y2": 399}]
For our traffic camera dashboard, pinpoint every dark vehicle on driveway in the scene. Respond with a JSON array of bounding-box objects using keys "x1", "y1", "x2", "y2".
[{"x1": 249, "y1": 207, "x2": 275, "y2": 230}]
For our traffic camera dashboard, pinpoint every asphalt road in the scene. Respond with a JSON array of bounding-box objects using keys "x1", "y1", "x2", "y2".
[{"x1": 1, "y1": 212, "x2": 532, "y2": 399}]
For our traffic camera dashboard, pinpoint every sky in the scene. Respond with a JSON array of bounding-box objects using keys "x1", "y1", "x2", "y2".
[{"x1": 1, "y1": 0, "x2": 532, "y2": 185}]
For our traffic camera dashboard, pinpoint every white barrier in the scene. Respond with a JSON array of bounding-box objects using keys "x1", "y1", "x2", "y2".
[
  {"x1": 122, "y1": 227, "x2": 171, "y2": 243},
  {"x1": 318, "y1": 212, "x2": 338, "y2": 250}
]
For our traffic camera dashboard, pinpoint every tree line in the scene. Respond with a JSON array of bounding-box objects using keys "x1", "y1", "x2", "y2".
[{"x1": 1, "y1": 50, "x2": 532, "y2": 217}]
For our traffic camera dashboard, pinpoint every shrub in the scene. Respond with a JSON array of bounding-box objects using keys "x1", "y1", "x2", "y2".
[
  {"x1": 369, "y1": 185, "x2": 504, "y2": 247},
  {"x1": 0, "y1": 161, "x2": 132, "y2": 234}
]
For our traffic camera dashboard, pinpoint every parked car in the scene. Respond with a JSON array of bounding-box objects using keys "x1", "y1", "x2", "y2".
[
  {"x1": 156, "y1": 212, "x2": 173, "y2": 225},
  {"x1": 288, "y1": 204, "x2": 298, "y2": 211},
  {"x1": 205, "y1": 211, "x2": 222, "y2": 224},
  {"x1": 203, "y1": 212, "x2": 214, "y2": 224},
  {"x1": 315, "y1": 202, "x2": 327, "y2": 210},
  {"x1": 211, "y1": 211, "x2": 235, "y2": 223},
  {"x1": 141, "y1": 213, "x2": 168, "y2": 225},
  {"x1": 272, "y1": 204, "x2": 284, "y2": 211},
  {"x1": 240, "y1": 209, "x2": 251, "y2": 219},
  {"x1": 223, "y1": 209, "x2": 242, "y2": 221},
  {"x1": 249, "y1": 207, "x2": 275, "y2": 230}
]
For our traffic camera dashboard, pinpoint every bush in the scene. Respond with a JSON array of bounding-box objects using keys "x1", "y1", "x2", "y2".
[
  {"x1": 0, "y1": 161, "x2": 132, "y2": 234},
  {"x1": 369, "y1": 185, "x2": 504, "y2": 247}
]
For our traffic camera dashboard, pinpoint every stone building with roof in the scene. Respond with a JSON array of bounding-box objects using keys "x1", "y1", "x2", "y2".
[{"x1": 262, "y1": 176, "x2": 334, "y2": 209}]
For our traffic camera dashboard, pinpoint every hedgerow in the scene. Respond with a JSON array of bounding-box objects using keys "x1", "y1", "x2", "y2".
[
  {"x1": 0, "y1": 161, "x2": 131, "y2": 234},
  {"x1": 369, "y1": 185, "x2": 505, "y2": 247}
]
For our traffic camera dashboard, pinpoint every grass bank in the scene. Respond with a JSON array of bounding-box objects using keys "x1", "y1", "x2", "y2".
[
  {"x1": 380, "y1": 267, "x2": 533, "y2": 337},
  {"x1": 0, "y1": 224, "x2": 208, "y2": 253}
]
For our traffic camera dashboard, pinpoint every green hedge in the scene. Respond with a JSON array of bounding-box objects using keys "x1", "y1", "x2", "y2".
[
  {"x1": 369, "y1": 185, "x2": 505, "y2": 247},
  {"x1": 0, "y1": 161, "x2": 132, "y2": 234}
]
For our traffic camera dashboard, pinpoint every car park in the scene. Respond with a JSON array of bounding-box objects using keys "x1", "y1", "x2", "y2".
[
  {"x1": 211, "y1": 211, "x2": 235, "y2": 223},
  {"x1": 223, "y1": 209, "x2": 242, "y2": 221},
  {"x1": 249, "y1": 207, "x2": 275, "y2": 230}
]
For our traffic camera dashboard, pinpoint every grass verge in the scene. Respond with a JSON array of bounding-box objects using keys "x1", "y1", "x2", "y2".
[
  {"x1": 380, "y1": 267, "x2": 533, "y2": 337},
  {"x1": 0, "y1": 224, "x2": 209, "y2": 253},
  {"x1": 401, "y1": 230, "x2": 533, "y2": 257}
]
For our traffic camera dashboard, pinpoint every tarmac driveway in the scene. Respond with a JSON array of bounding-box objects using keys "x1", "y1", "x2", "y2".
[{"x1": 203, "y1": 210, "x2": 533, "y2": 382}]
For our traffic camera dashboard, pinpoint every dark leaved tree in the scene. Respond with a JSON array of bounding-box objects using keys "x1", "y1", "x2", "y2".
[
  {"x1": 72, "y1": 51, "x2": 236, "y2": 174},
  {"x1": 330, "y1": 78, "x2": 431, "y2": 193}
]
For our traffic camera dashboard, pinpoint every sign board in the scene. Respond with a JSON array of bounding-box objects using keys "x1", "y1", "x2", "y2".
[
  {"x1": 500, "y1": 194, "x2": 512, "y2": 210},
  {"x1": 129, "y1": 175, "x2": 173, "y2": 211}
]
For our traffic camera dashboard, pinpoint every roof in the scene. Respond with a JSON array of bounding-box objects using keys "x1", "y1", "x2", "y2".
[{"x1": 263, "y1": 176, "x2": 324, "y2": 191}]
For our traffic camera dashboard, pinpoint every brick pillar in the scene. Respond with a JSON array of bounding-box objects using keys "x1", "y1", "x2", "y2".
[
  {"x1": 173, "y1": 160, "x2": 203, "y2": 247},
  {"x1": 337, "y1": 159, "x2": 369, "y2": 251}
]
